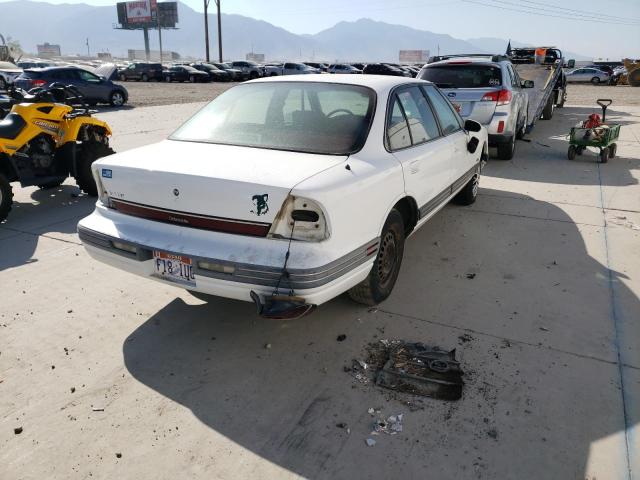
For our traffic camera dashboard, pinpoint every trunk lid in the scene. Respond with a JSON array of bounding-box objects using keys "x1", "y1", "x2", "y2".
[
  {"x1": 96, "y1": 139, "x2": 346, "y2": 229},
  {"x1": 440, "y1": 87, "x2": 499, "y2": 124}
]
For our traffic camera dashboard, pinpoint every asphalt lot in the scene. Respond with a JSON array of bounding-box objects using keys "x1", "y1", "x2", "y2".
[{"x1": 1, "y1": 90, "x2": 639, "y2": 479}]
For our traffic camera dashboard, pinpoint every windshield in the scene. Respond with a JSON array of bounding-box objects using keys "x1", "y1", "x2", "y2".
[
  {"x1": 171, "y1": 82, "x2": 375, "y2": 155},
  {"x1": 419, "y1": 64, "x2": 502, "y2": 88}
]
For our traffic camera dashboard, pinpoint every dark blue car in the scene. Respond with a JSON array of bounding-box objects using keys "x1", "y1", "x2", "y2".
[{"x1": 14, "y1": 66, "x2": 128, "y2": 107}]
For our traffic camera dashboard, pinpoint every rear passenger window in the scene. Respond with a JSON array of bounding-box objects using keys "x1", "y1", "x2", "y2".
[
  {"x1": 423, "y1": 86, "x2": 462, "y2": 135},
  {"x1": 387, "y1": 96, "x2": 411, "y2": 150},
  {"x1": 396, "y1": 87, "x2": 440, "y2": 144}
]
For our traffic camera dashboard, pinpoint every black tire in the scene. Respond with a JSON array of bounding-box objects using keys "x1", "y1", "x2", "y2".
[
  {"x1": 609, "y1": 143, "x2": 617, "y2": 159},
  {"x1": 497, "y1": 135, "x2": 515, "y2": 160},
  {"x1": 142, "y1": 74, "x2": 149, "y2": 82},
  {"x1": 165, "y1": 76, "x2": 171, "y2": 82},
  {"x1": 0, "y1": 172, "x2": 13, "y2": 222},
  {"x1": 37, "y1": 179, "x2": 65, "y2": 190},
  {"x1": 591, "y1": 77, "x2": 600, "y2": 85},
  {"x1": 454, "y1": 171, "x2": 479, "y2": 206},
  {"x1": 109, "y1": 90, "x2": 126, "y2": 107},
  {"x1": 189, "y1": 75, "x2": 195, "y2": 83},
  {"x1": 515, "y1": 111, "x2": 527, "y2": 139},
  {"x1": 119, "y1": 74, "x2": 126, "y2": 82},
  {"x1": 74, "y1": 142, "x2": 115, "y2": 196},
  {"x1": 541, "y1": 95, "x2": 554, "y2": 120},
  {"x1": 557, "y1": 89, "x2": 566, "y2": 108},
  {"x1": 599, "y1": 147, "x2": 609, "y2": 164},
  {"x1": 348, "y1": 209, "x2": 405, "y2": 306},
  {"x1": 567, "y1": 145, "x2": 576, "y2": 160}
]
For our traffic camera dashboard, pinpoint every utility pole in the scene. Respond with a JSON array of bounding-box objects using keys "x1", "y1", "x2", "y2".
[
  {"x1": 204, "y1": 0, "x2": 210, "y2": 61},
  {"x1": 157, "y1": 8, "x2": 163, "y2": 62},
  {"x1": 215, "y1": 0, "x2": 222, "y2": 62},
  {"x1": 86, "y1": 38, "x2": 90, "y2": 57}
]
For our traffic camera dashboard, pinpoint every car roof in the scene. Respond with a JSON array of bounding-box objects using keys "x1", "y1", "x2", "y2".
[
  {"x1": 250, "y1": 74, "x2": 433, "y2": 90},
  {"x1": 428, "y1": 57, "x2": 503, "y2": 67}
]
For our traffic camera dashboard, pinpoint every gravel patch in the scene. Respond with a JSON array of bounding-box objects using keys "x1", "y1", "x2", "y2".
[
  {"x1": 114, "y1": 80, "x2": 238, "y2": 107},
  {"x1": 566, "y1": 83, "x2": 639, "y2": 106}
]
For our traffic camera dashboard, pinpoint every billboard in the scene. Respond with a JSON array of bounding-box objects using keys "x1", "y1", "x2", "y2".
[
  {"x1": 126, "y1": 0, "x2": 151, "y2": 24},
  {"x1": 117, "y1": 1, "x2": 177, "y2": 28},
  {"x1": 399, "y1": 50, "x2": 430, "y2": 63}
]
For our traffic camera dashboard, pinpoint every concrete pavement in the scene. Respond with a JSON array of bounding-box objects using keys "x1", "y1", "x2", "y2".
[{"x1": 0, "y1": 101, "x2": 638, "y2": 479}]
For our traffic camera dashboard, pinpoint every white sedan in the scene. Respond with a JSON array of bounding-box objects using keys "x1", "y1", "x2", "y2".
[{"x1": 78, "y1": 75, "x2": 488, "y2": 318}]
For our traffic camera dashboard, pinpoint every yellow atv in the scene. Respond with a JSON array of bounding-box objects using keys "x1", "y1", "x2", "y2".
[{"x1": 0, "y1": 84, "x2": 114, "y2": 222}]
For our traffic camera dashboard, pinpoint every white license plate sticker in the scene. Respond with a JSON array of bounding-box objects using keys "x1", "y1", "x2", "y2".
[{"x1": 152, "y1": 251, "x2": 196, "y2": 287}]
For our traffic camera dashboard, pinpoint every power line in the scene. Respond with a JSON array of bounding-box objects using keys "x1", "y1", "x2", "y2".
[
  {"x1": 518, "y1": 0, "x2": 640, "y2": 23},
  {"x1": 461, "y1": 0, "x2": 640, "y2": 26},
  {"x1": 487, "y1": 0, "x2": 640, "y2": 24}
]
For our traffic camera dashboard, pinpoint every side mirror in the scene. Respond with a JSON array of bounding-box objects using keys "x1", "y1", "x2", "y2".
[
  {"x1": 567, "y1": 59, "x2": 575, "y2": 69},
  {"x1": 467, "y1": 136, "x2": 479, "y2": 154},
  {"x1": 99, "y1": 75, "x2": 107, "y2": 82},
  {"x1": 464, "y1": 119, "x2": 482, "y2": 132},
  {"x1": 521, "y1": 79, "x2": 534, "y2": 88}
]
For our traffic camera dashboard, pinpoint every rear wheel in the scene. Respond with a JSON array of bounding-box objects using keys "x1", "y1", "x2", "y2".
[
  {"x1": 74, "y1": 142, "x2": 115, "y2": 196},
  {"x1": 567, "y1": 145, "x2": 576, "y2": 160},
  {"x1": 609, "y1": 143, "x2": 617, "y2": 158},
  {"x1": 348, "y1": 209, "x2": 405, "y2": 306},
  {"x1": 599, "y1": 147, "x2": 609, "y2": 164},
  {"x1": 142, "y1": 74, "x2": 149, "y2": 82},
  {"x1": 189, "y1": 75, "x2": 195, "y2": 83},
  {"x1": 497, "y1": 135, "x2": 515, "y2": 160},
  {"x1": 591, "y1": 77, "x2": 600, "y2": 85},
  {"x1": 0, "y1": 172, "x2": 13, "y2": 222},
  {"x1": 516, "y1": 111, "x2": 527, "y2": 139},
  {"x1": 541, "y1": 95, "x2": 554, "y2": 120}
]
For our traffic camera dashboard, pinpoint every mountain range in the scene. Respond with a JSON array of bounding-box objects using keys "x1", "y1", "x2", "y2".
[{"x1": 0, "y1": 0, "x2": 589, "y2": 61}]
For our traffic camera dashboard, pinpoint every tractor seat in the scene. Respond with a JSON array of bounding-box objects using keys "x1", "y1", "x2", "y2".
[{"x1": 0, "y1": 113, "x2": 27, "y2": 140}]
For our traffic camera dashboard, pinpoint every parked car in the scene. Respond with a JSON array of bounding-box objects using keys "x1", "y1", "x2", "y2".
[
  {"x1": 164, "y1": 65, "x2": 210, "y2": 83},
  {"x1": 265, "y1": 62, "x2": 320, "y2": 76},
  {"x1": 328, "y1": 64, "x2": 362, "y2": 74},
  {"x1": 362, "y1": 63, "x2": 407, "y2": 76},
  {"x1": 565, "y1": 67, "x2": 610, "y2": 84},
  {"x1": 14, "y1": 66, "x2": 128, "y2": 106},
  {"x1": 418, "y1": 56, "x2": 531, "y2": 160},
  {"x1": 118, "y1": 62, "x2": 164, "y2": 82},
  {"x1": 210, "y1": 62, "x2": 244, "y2": 81},
  {"x1": 16, "y1": 60, "x2": 53, "y2": 70},
  {"x1": 303, "y1": 62, "x2": 328, "y2": 72},
  {"x1": 350, "y1": 63, "x2": 365, "y2": 70},
  {"x1": 190, "y1": 63, "x2": 231, "y2": 82},
  {"x1": 230, "y1": 61, "x2": 264, "y2": 79},
  {"x1": 78, "y1": 75, "x2": 487, "y2": 318},
  {"x1": 584, "y1": 64, "x2": 614, "y2": 76},
  {"x1": 0, "y1": 61, "x2": 22, "y2": 90},
  {"x1": 384, "y1": 64, "x2": 414, "y2": 77}
]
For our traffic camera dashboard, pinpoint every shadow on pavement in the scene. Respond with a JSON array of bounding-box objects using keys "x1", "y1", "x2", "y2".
[{"x1": 123, "y1": 188, "x2": 638, "y2": 479}]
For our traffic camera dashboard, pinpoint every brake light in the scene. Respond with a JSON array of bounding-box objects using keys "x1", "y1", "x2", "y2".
[
  {"x1": 481, "y1": 89, "x2": 512, "y2": 105},
  {"x1": 30, "y1": 79, "x2": 47, "y2": 87}
]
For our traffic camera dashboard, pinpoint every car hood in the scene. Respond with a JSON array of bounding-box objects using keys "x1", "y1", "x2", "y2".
[{"x1": 95, "y1": 140, "x2": 347, "y2": 224}]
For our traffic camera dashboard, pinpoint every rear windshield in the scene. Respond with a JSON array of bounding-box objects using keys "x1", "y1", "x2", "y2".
[
  {"x1": 170, "y1": 82, "x2": 376, "y2": 155},
  {"x1": 419, "y1": 65, "x2": 502, "y2": 88}
]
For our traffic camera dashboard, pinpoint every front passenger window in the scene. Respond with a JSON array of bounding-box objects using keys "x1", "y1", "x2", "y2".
[{"x1": 423, "y1": 86, "x2": 462, "y2": 135}]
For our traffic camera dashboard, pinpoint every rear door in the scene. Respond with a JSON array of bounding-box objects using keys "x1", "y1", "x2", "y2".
[
  {"x1": 419, "y1": 63, "x2": 502, "y2": 124},
  {"x1": 387, "y1": 85, "x2": 452, "y2": 217}
]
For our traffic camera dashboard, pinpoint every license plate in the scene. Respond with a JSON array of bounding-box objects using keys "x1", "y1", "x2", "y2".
[{"x1": 152, "y1": 251, "x2": 196, "y2": 287}]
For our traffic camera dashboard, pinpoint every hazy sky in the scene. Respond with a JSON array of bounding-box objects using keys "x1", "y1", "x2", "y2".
[{"x1": 3, "y1": 0, "x2": 639, "y2": 57}]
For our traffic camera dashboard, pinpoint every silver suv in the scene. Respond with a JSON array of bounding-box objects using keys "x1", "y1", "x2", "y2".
[{"x1": 418, "y1": 55, "x2": 531, "y2": 160}]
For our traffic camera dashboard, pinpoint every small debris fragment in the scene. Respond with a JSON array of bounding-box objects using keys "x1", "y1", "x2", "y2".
[
  {"x1": 51, "y1": 365, "x2": 55, "y2": 370},
  {"x1": 67, "y1": 309, "x2": 73, "y2": 314},
  {"x1": 539, "y1": 326, "x2": 549, "y2": 332},
  {"x1": 92, "y1": 407, "x2": 104, "y2": 412},
  {"x1": 466, "y1": 273, "x2": 476, "y2": 279},
  {"x1": 458, "y1": 333, "x2": 474, "y2": 343},
  {"x1": 487, "y1": 429, "x2": 498, "y2": 439},
  {"x1": 365, "y1": 438, "x2": 376, "y2": 447},
  {"x1": 336, "y1": 334, "x2": 347, "y2": 342},
  {"x1": 70, "y1": 387, "x2": 76, "y2": 393},
  {"x1": 115, "y1": 453, "x2": 122, "y2": 458},
  {"x1": 336, "y1": 422, "x2": 348, "y2": 429},
  {"x1": 14, "y1": 427, "x2": 23, "y2": 435},
  {"x1": 264, "y1": 343, "x2": 272, "y2": 349},
  {"x1": 367, "y1": 407, "x2": 375, "y2": 415},
  {"x1": 356, "y1": 360, "x2": 368, "y2": 370}
]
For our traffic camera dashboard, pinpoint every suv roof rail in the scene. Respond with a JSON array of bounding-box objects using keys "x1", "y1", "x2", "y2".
[{"x1": 427, "y1": 53, "x2": 510, "y2": 64}]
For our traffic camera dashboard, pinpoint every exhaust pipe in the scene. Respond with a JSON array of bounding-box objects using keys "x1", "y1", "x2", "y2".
[{"x1": 250, "y1": 291, "x2": 316, "y2": 320}]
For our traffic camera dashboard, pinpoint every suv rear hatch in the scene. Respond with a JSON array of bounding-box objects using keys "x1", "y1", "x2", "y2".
[
  {"x1": 420, "y1": 63, "x2": 503, "y2": 124},
  {"x1": 14, "y1": 69, "x2": 45, "y2": 90}
]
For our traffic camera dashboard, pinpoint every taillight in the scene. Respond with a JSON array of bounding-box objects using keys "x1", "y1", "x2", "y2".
[
  {"x1": 31, "y1": 79, "x2": 47, "y2": 87},
  {"x1": 268, "y1": 195, "x2": 329, "y2": 242},
  {"x1": 481, "y1": 89, "x2": 512, "y2": 105}
]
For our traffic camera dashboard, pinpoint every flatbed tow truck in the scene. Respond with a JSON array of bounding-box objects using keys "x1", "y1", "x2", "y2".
[{"x1": 509, "y1": 46, "x2": 569, "y2": 133}]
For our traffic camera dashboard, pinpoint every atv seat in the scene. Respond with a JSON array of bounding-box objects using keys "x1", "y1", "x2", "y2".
[{"x1": 0, "y1": 113, "x2": 26, "y2": 140}]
